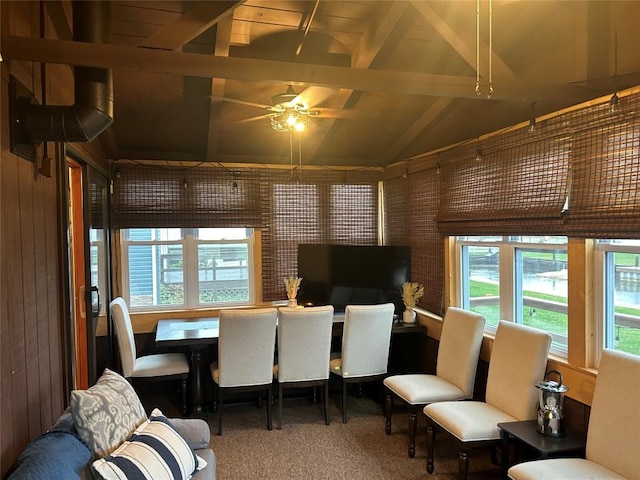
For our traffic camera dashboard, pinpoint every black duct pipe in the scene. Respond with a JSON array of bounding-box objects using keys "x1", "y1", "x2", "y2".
[{"x1": 20, "y1": 1, "x2": 113, "y2": 143}]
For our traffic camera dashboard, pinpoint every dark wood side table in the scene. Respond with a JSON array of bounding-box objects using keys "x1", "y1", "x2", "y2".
[{"x1": 498, "y1": 420, "x2": 586, "y2": 480}]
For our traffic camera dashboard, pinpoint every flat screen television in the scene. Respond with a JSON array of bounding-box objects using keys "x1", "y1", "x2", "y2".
[{"x1": 296, "y1": 244, "x2": 411, "y2": 315}]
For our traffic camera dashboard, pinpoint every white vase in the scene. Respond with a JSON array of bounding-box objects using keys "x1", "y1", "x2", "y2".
[
  {"x1": 287, "y1": 298, "x2": 298, "y2": 308},
  {"x1": 403, "y1": 308, "x2": 416, "y2": 324}
]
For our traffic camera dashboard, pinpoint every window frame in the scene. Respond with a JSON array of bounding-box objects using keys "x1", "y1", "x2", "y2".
[
  {"x1": 120, "y1": 228, "x2": 256, "y2": 311},
  {"x1": 594, "y1": 239, "x2": 640, "y2": 359},
  {"x1": 456, "y1": 236, "x2": 569, "y2": 356}
]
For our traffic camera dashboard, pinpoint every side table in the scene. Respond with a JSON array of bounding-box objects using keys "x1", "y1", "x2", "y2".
[{"x1": 497, "y1": 420, "x2": 586, "y2": 480}]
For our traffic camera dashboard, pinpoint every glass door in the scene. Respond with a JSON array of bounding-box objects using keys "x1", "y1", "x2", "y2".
[{"x1": 84, "y1": 167, "x2": 112, "y2": 385}]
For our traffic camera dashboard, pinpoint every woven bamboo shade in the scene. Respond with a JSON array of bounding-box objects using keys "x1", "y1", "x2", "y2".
[
  {"x1": 436, "y1": 126, "x2": 570, "y2": 236},
  {"x1": 259, "y1": 169, "x2": 380, "y2": 302},
  {"x1": 564, "y1": 93, "x2": 640, "y2": 237},
  {"x1": 384, "y1": 164, "x2": 444, "y2": 315},
  {"x1": 112, "y1": 165, "x2": 380, "y2": 303},
  {"x1": 112, "y1": 164, "x2": 261, "y2": 228}
]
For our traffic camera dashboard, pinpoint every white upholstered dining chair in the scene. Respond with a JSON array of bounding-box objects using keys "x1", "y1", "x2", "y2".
[
  {"x1": 508, "y1": 348, "x2": 640, "y2": 480},
  {"x1": 329, "y1": 303, "x2": 395, "y2": 423},
  {"x1": 274, "y1": 305, "x2": 334, "y2": 429},
  {"x1": 109, "y1": 297, "x2": 191, "y2": 414},
  {"x1": 384, "y1": 307, "x2": 486, "y2": 457},
  {"x1": 210, "y1": 307, "x2": 278, "y2": 435},
  {"x1": 424, "y1": 321, "x2": 552, "y2": 480}
]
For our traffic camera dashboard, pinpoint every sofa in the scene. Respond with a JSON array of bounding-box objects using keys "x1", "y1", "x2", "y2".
[{"x1": 6, "y1": 369, "x2": 215, "y2": 480}]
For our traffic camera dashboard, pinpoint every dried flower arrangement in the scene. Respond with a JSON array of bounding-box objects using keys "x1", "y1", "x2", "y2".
[
  {"x1": 401, "y1": 281, "x2": 424, "y2": 309},
  {"x1": 284, "y1": 276, "x2": 302, "y2": 301}
]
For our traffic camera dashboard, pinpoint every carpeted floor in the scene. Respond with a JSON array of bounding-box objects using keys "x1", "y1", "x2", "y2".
[{"x1": 143, "y1": 386, "x2": 502, "y2": 480}]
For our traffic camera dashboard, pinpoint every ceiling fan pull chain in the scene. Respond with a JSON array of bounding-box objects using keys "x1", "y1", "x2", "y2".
[
  {"x1": 475, "y1": 0, "x2": 481, "y2": 96},
  {"x1": 289, "y1": 131, "x2": 294, "y2": 180}
]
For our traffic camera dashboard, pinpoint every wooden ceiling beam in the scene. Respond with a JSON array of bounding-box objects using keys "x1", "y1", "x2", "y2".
[
  {"x1": 305, "y1": 1, "x2": 410, "y2": 163},
  {"x1": 378, "y1": 97, "x2": 452, "y2": 163},
  {"x1": 351, "y1": 1, "x2": 409, "y2": 69},
  {"x1": 358, "y1": 3, "x2": 463, "y2": 165},
  {"x1": 206, "y1": 16, "x2": 233, "y2": 162},
  {"x1": 411, "y1": 1, "x2": 516, "y2": 80},
  {"x1": 1, "y1": 35, "x2": 591, "y2": 102},
  {"x1": 137, "y1": 1, "x2": 244, "y2": 51},
  {"x1": 44, "y1": 1, "x2": 72, "y2": 41}
]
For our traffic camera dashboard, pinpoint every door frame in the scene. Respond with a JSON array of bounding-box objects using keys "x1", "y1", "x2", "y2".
[
  {"x1": 59, "y1": 145, "x2": 113, "y2": 392},
  {"x1": 82, "y1": 165, "x2": 113, "y2": 385},
  {"x1": 67, "y1": 157, "x2": 88, "y2": 389}
]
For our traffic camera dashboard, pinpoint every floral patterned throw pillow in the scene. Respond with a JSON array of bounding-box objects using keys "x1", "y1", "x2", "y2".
[{"x1": 70, "y1": 368, "x2": 147, "y2": 458}]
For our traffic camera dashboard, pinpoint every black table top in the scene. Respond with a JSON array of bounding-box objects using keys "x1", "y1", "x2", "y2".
[
  {"x1": 498, "y1": 419, "x2": 586, "y2": 454},
  {"x1": 155, "y1": 315, "x2": 426, "y2": 347}
]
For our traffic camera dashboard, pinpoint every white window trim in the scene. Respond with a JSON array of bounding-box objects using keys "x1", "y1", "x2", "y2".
[
  {"x1": 594, "y1": 240, "x2": 640, "y2": 360},
  {"x1": 120, "y1": 228, "x2": 255, "y2": 311},
  {"x1": 456, "y1": 236, "x2": 569, "y2": 356}
]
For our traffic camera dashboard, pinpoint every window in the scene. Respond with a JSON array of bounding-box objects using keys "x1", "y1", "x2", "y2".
[
  {"x1": 596, "y1": 240, "x2": 640, "y2": 356},
  {"x1": 122, "y1": 228, "x2": 254, "y2": 310},
  {"x1": 90, "y1": 228, "x2": 108, "y2": 315},
  {"x1": 458, "y1": 236, "x2": 568, "y2": 354},
  {"x1": 459, "y1": 237, "x2": 502, "y2": 327}
]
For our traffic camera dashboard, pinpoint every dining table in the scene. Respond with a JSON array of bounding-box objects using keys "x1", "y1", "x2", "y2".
[
  {"x1": 155, "y1": 313, "x2": 426, "y2": 415},
  {"x1": 155, "y1": 317, "x2": 219, "y2": 414}
]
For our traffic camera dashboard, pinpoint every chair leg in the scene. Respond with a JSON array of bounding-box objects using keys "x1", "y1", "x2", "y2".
[
  {"x1": 426, "y1": 418, "x2": 435, "y2": 474},
  {"x1": 181, "y1": 377, "x2": 188, "y2": 416},
  {"x1": 217, "y1": 389, "x2": 224, "y2": 436},
  {"x1": 278, "y1": 383, "x2": 284, "y2": 430},
  {"x1": 501, "y1": 431, "x2": 510, "y2": 479},
  {"x1": 458, "y1": 450, "x2": 469, "y2": 480},
  {"x1": 342, "y1": 379, "x2": 348, "y2": 423},
  {"x1": 490, "y1": 445, "x2": 500, "y2": 466},
  {"x1": 408, "y1": 410, "x2": 418, "y2": 458},
  {"x1": 324, "y1": 380, "x2": 330, "y2": 425},
  {"x1": 267, "y1": 384, "x2": 273, "y2": 431},
  {"x1": 384, "y1": 393, "x2": 393, "y2": 434}
]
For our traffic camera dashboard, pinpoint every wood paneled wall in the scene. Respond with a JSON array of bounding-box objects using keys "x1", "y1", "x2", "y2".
[
  {"x1": 0, "y1": 70, "x2": 66, "y2": 476},
  {"x1": 2, "y1": 2, "x2": 76, "y2": 475}
]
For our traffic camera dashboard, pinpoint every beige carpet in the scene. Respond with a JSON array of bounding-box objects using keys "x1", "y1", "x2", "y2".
[{"x1": 203, "y1": 396, "x2": 502, "y2": 480}]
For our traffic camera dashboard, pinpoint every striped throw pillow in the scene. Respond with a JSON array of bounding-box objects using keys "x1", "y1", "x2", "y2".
[{"x1": 92, "y1": 408, "x2": 206, "y2": 480}]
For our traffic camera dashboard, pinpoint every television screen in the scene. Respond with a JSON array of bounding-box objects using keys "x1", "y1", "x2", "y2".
[{"x1": 297, "y1": 244, "x2": 411, "y2": 315}]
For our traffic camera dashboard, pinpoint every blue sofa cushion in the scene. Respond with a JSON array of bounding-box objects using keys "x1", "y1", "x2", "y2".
[{"x1": 5, "y1": 430, "x2": 91, "y2": 480}]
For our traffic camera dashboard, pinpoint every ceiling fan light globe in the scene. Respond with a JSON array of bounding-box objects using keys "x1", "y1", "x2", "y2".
[{"x1": 286, "y1": 113, "x2": 298, "y2": 126}]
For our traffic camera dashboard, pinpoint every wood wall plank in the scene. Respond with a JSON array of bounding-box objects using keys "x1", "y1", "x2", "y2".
[
  {"x1": 33, "y1": 169, "x2": 53, "y2": 429},
  {"x1": 0, "y1": 69, "x2": 17, "y2": 475},
  {"x1": 18, "y1": 160, "x2": 42, "y2": 440},
  {"x1": 0, "y1": 124, "x2": 65, "y2": 477},
  {"x1": 44, "y1": 153, "x2": 64, "y2": 418},
  {"x1": 3, "y1": 140, "x2": 30, "y2": 471},
  {"x1": 1, "y1": 5, "x2": 68, "y2": 475}
]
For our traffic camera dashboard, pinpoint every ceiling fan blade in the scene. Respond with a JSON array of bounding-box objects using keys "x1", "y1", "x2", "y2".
[
  {"x1": 234, "y1": 114, "x2": 271, "y2": 125},
  {"x1": 293, "y1": 86, "x2": 338, "y2": 108},
  {"x1": 211, "y1": 96, "x2": 271, "y2": 110},
  {"x1": 310, "y1": 108, "x2": 358, "y2": 119}
]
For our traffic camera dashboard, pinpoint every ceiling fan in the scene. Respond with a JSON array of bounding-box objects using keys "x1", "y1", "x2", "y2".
[{"x1": 214, "y1": 84, "x2": 346, "y2": 131}]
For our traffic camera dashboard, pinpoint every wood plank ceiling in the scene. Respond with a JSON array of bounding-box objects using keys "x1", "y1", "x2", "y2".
[{"x1": 6, "y1": 0, "x2": 640, "y2": 168}]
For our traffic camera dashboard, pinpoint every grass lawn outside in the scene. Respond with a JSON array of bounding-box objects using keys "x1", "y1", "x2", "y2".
[{"x1": 469, "y1": 280, "x2": 640, "y2": 355}]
